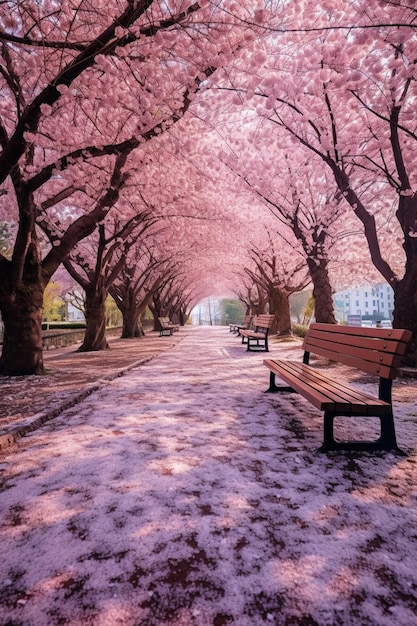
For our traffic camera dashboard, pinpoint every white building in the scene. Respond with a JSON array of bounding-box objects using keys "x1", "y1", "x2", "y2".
[
  {"x1": 334, "y1": 283, "x2": 394, "y2": 323},
  {"x1": 67, "y1": 302, "x2": 85, "y2": 322}
]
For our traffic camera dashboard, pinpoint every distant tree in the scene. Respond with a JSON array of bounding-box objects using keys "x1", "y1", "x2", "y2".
[
  {"x1": 223, "y1": 145, "x2": 343, "y2": 324},
  {"x1": 110, "y1": 243, "x2": 168, "y2": 338},
  {"x1": 220, "y1": 299, "x2": 245, "y2": 325},
  {"x1": 290, "y1": 291, "x2": 312, "y2": 325},
  {"x1": 244, "y1": 230, "x2": 310, "y2": 335},
  {"x1": 302, "y1": 294, "x2": 315, "y2": 326},
  {"x1": 0, "y1": 223, "x2": 13, "y2": 258},
  {"x1": 105, "y1": 295, "x2": 122, "y2": 329},
  {"x1": 43, "y1": 282, "x2": 65, "y2": 322}
]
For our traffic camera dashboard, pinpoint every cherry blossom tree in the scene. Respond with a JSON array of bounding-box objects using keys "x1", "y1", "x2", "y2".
[
  {"x1": 0, "y1": 0, "x2": 254, "y2": 375},
  {"x1": 243, "y1": 228, "x2": 310, "y2": 334},
  {"x1": 109, "y1": 243, "x2": 168, "y2": 338},
  {"x1": 220, "y1": 0, "x2": 417, "y2": 359},
  {"x1": 220, "y1": 134, "x2": 350, "y2": 324},
  {"x1": 62, "y1": 207, "x2": 157, "y2": 351}
]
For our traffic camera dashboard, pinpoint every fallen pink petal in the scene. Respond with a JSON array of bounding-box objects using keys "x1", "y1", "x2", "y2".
[{"x1": 1, "y1": 327, "x2": 417, "y2": 625}]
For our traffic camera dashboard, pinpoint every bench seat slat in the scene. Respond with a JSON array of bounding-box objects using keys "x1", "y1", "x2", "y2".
[
  {"x1": 264, "y1": 359, "x2": 391, "y2": 414},
  {"x1": 240, "y1": 330, "x2": 266, "y2": 339},
  {"x1": 268, "y1": 360, "x2": 383, "y2": 406}
]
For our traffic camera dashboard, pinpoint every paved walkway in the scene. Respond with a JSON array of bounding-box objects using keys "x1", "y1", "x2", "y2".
[
  {"x1": 1, "y1": 326, "x2": 417, "y2": 626},
  {"x1": 0, "y1": 328, "x2": 185, "y2": 449}
]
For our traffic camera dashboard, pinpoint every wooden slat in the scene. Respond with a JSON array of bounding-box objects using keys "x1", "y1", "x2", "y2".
[
  {"x1": 253, "y1": 314, "x2": 274, "y2": 329},
  {"x1": 240, "y1": 330, "x2": 262, "y2": 338},
  {"x1": 264, "y1": 359, "x2": 391, "y2": 414},
  {"x1": 267, "y1": 360, "x2": 357, "y2": 411},
  {"x1": 301, "y1": 324, "x2": 412, "y2": 379},
  {"x1": 265, "y1": 359, "x2": 390, "y2": 413},
  {"x1": 305, "y1": 340, "x2": 399, "y2": 378},
  {"x1": 309, "y1": 323, "x2": 412, "y2": 343},
  {"x1": 306, "y1": 329, "x2": 408, "y2": 359}
]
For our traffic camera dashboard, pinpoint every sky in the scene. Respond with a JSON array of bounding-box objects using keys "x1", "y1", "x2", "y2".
[{"x1": 1, "y1": 326, "x2": 417, "y2": 626}]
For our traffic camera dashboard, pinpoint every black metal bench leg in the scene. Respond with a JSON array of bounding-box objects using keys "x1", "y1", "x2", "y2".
[
  {"x1": 265, "y1": 371, "x2": 294, "y2": 393},
  {"x1": 379, "y1": 413, "x2": 406, "y2": 455},
  {"x1": 318, "y1": 411, "x2": 337, "y2": 452},
  {"x1": 318, "y1": 411, "x2": 406, "y2": 455},
  {"x1": 267, "y1": 371, "x2": 278, "y2": 392}
]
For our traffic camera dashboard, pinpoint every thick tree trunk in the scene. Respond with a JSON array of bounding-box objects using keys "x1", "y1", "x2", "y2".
[
  {"x1": 121, "y1": 308, "x2": 145, "y2": 338},
  {"x1": 149, "y1": 303, "x2": 162, "y2": 332},
  {"x1": 78, "y1": 283, "x2": 108, "y2": 352},
  {"x1": 0, "y1": 223, "x2": 46, "y2": 376},
  {"x1": 393, "y1": 274, "x2": 417, "y2": 366},
  {"x1": 269, "y1": 289, "x2": 292, "y2": 335},
  {"x1": 307, "y1": 257, "x2": 337, "y2": 324},
  {"x1": 178, "y1": 308, "x2": 187, "y2": 326},
  {"x1": 0, "y1": 282, "x2": 44, "y2": 375}
]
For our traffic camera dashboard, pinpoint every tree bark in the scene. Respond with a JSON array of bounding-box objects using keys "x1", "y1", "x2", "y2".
[
  {"x1": 306, "y1": 257, "x2": 337, "y2": 324},
  {"x1": 77, "y1": 282, "x2": 109, "y2": 352},
  {"x1": 0, "y1": 203, "x2": 47, "y2": 375},
  {"x1": 0, "y1": 280, "x2": 44, "y2": 375},
  {"x1": 269, "y1": 288, "x2": 292, "y2": 335},
  {"x1": 393, "y1": 274, "x2": 417, "y2": 366},
  {"x1": 121, "y1": 307, "x2": 145, "y2": 338}
]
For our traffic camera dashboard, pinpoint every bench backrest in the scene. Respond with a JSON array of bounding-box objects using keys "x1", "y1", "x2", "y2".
[
  {"x1": 304, "y1": 323, "x2": 412, "y2": 379},
  {"x1": 159, "y1": 317, "x2": 172, "y2": 327},
  {"x1": 253, "y1": 314, "x2": 275, "y2": 330}
]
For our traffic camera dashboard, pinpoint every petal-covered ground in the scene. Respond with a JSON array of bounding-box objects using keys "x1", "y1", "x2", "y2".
[{"x1": 1, "y1": 326, "x2": 417, "y2": 626}]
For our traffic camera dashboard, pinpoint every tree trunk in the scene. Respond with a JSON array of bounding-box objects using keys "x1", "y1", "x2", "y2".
[
  {"x1": 393, "y1": 273, "x2": 417, "y2": 366},
  {"x1": 0, "y1": 282, "x2": 45, "y2": 375},
  {"x1": 149, "y1": 301, "x2": 162, "y2": 331},
  {"x1": 121, "y1": 307, "x2": 145, "y2": 338},
  {"x1": 269, "y1": 289, "x2": 292, "y2": 335},
  {"x1": 307, "y1": 257, "x2": 337, "y2": 324},
  {"x1": 78, "y1": 283, "x2": 109, "y2": 352},
  {"x1": 0, "y1": 221, "x2": 46, "y2": 376},
  {"x1": 178, "y1": 308, "x2": 187, "y2": 326}
]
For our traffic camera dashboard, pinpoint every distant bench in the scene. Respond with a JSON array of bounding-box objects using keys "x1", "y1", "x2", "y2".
[
  {"x1": 240, "y1": 314, "x2": 275, "y2": 352},
  {"x1": 158, "y1": 317, "x2": 179, "y2": 337},
  {"x1": 264, "y1": 323, "x2": 412, "y2": 454},
  {"x1": 230, "y1": 315, "x2": 252, "y2": 335}
]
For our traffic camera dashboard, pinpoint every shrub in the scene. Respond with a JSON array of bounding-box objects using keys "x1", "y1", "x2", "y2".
[{"x1": 292, "y1": 323, "x2": 308, "y2": 338}]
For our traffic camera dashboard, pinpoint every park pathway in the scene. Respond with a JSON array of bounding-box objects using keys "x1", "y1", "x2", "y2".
[{"x1": 1, "y1": 326, "x2": 417, "y2": 626}]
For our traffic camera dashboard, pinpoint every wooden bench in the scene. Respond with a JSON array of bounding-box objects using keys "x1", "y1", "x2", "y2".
[
  {"x1": 240, "y1": 314, "x2": 275, "y2": 352},
  {"x1": 158, "y1": 317, "x2": 179, "y2": 336},
  {"x1": 264, "y1": 323, "x2": 412, "y2": 454},
  {"x1": 230, "y1": 315, "x2": 252, "y2": 335}
]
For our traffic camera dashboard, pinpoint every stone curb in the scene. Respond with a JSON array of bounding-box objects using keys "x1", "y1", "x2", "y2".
[{"x1": 0, "y1": 355, "x2": 156, "y2": 452}]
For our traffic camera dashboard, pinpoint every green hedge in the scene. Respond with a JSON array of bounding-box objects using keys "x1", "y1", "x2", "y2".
[{"x1": 42, "y1": 322, "x2": 86, "y2": 330}]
